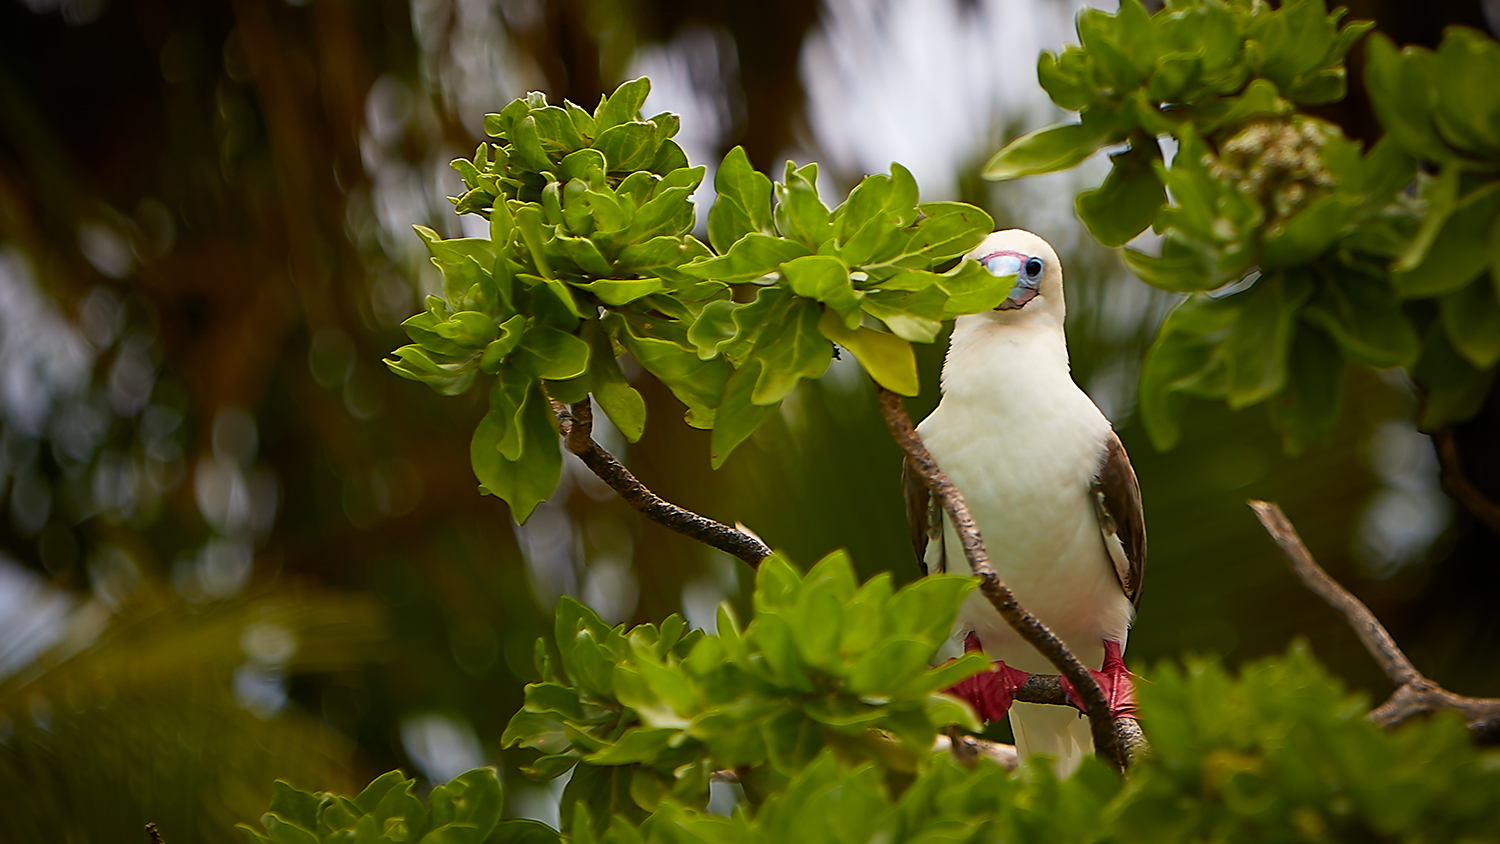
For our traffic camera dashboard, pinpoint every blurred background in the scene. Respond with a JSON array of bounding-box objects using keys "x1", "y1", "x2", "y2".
[{"x1": 1, "y1": 0, "x2": 1498, "y2": 839}]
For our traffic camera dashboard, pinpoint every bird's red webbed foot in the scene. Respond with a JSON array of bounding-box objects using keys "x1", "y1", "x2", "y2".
[
  {"x1": 1059, "y1": 639, "x2": 1137, "y2": 720},
  {"x1": 943, "y1": 632, "x2": 1031, "y2": 723}
]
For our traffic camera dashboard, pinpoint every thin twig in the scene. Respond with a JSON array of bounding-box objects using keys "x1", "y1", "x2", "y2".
[
  {"x1": 1249, "y1": 500, "x2": 1500, "y2": 743},
  {"x1": 552, "y1": 400, "x2": 770, "y2": 568},
  {"x1": 145, "y1": 823, "x2": 165, "y2": 844},
  {"x1": 877, "y1": 387, "x2": 1129, "y2": 773},
  {"x1": 1433, "y1": 428, "x2": 1500, "y2": 536}
]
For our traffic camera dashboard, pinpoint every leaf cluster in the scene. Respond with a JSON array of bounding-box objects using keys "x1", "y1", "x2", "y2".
[
  {"x1": 239, "y1": 768, "x2": 559, "y2": 844},
  {"x1": 255, "y1": 644, "x2": 1500, "y2": 844},
  {"x1": 987, "y1": 1, "x2": 1500, "y2": 449},
  {"x1": 499, "y1": 551, "x2": 988, "y2": 831},
  {"x1": 386, "y1": 79, "x2": 1003, "y2": 519}
]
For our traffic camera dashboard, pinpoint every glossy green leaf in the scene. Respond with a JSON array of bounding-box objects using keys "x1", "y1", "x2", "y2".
[
  {"x1": 982, "y1": 121, "x2": 1113, "y2": 181},
  {"x1": 748, "y1": 297, "x2": 833, "y2": 405},
  {"x1": 708, "y1": 359, "x2": 775, "y2": 469},
  {"x1": 517, "y1": 325, "x2": 591, "y2": 380},
  {"x1": 782, "y1": 254, "x2": 862, "y2": 321},
  {"x1": 817, "y1": 309, "x2": 917, "y2": 396},
  {"x1": 1076, "y1": 139, "x2": 1165, "y2": 247}
]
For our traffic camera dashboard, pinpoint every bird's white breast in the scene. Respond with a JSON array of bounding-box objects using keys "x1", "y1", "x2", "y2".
[{"x1": 919, "y1": 318, "x2": 1134, "y2": 673}]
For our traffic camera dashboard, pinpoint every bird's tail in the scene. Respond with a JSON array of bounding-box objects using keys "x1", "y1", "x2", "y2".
[{"x1": 1008, "y1": 701, "x2": 1092, "y2": 778}]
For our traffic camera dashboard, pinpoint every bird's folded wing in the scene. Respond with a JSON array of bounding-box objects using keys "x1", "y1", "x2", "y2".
[
  {"x1": 901, "y1": 454, "x2": 946, "y2": 576},
  {"x1": 1092, "y1": 431, "x2": 1146, "y2": 606}
]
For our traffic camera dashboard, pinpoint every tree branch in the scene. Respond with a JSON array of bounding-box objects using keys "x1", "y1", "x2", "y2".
[
  {"x1": 552, "y1": 400, "x2": 771, "y2": 568},
  {"x1": 877, "y1": 386, "x2": 1134, "y2": 772},
  {"x1": 1433, "y1": 428, "x2": 1500, "y2": 537},
  {"x1": 1249, "y1": 500, "x2": 1500, "y2": 743}
]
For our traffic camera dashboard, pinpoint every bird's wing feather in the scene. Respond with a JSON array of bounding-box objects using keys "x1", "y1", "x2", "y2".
[
  {"x1": 901, "y1": 455, "x2": 946, "y2": 576},
  {"x1": 1092, "y1": 431, "x2": 1146, "y2": 607}
]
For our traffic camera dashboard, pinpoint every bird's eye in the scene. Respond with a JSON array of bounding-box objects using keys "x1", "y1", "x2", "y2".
[{"x1": 1023, "y1": 257, "x2": 1043, "y2": 278}]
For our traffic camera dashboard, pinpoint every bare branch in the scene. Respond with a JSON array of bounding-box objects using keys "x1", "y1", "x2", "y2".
[
  {"x1": 1248, "y1": 500, "x2": 1419, "y2": 687},
  {"x1": 877, "y1": 386, "x2": 1132, "y2": 773},
  {"x1": 1433, "y1": 428, "x2": 1500, "y2": 537},
  {"x1": 552, "y1": 400, "x2": 770, "y2": 568},
  {"x1": 146, "y1": 823, "x2": 165, "y2": 844},
  {"x1": 1249, "y1": 500, "x2": 1500, "y2": 743}
]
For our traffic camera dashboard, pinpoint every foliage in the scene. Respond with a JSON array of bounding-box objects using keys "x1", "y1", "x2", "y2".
[
  {"x1": 257, "y1": 612, "x2": 1500, "y2": 844},
  {"x1": 387, "y1": 79, "x2": 1006, "y2": 519},
  {"x1": 0, "y1": 585, "x2": 384, "y2": 844},
  {"x1": 986, "y1": 0, "x2": 1500, "y2": 450},
  {"x1": 500, "y1": 551, "x2": 987, "y2": 830},
  {"x1": 238, "y1": 767, "x2": 559, "y2": 844}
]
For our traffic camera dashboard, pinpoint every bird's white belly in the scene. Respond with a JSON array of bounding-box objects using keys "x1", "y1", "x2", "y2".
[{"x1": 920, "y1": 385, "x2": 1134, "y2": 674}]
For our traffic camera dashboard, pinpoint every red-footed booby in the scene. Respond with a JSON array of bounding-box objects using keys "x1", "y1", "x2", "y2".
[{"x1": 903, "y1": 229, "x2": 1145, "y2": 776}]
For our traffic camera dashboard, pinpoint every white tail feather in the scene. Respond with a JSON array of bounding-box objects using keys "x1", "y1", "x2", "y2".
[{"x1": 1008, "y1": 701, "x2": 1092, "y2": 778}]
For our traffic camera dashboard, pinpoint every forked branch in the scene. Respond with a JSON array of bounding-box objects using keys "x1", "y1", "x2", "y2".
[
  {"x1": 1249, "y1": 500, "x2": 1500, "y2": 743},
  {"x1": 877, "y1": 386, "x2": 1137, "y2": 772},
  {"x1": 551, "y1": 400, "x2": 771, "y2": 568}
]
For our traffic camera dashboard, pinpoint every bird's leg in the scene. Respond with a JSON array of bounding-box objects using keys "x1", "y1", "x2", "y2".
[
  {"x1": 943, "y1": 632, "x2": 1031, "y2": 723},
  {"x1": 1059, "y1": 639, "x2": 1138, "y2": 720}
]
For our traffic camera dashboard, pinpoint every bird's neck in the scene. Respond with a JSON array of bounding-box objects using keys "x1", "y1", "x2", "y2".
[{"x1": 940, "y1": 317, "x2": 1073, "y2": 403}]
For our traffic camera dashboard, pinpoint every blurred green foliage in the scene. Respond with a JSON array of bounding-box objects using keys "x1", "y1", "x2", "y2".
[
  {"x1": 258, "y1": 556, "x2": 1500, "y2": 843},
  {"x1": 240, "y1": 768, "x2": 558, "y2": 844},
  {"x1": 986, "y1": 0, "x2": 1500, "y2": 451}
]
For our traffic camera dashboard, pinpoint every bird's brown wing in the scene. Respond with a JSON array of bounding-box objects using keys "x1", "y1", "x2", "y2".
[
  {"x1": 1092, "y1": 431, "x2": 1146, "y2": 607},
  {"x1": 901, "y1": 454, "x2": 945, "y2": 576}
]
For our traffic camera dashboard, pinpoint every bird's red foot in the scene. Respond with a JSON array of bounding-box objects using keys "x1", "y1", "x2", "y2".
[
  {"x1": 1059, "y1": 639, "x2": 1137, "y2": 720},
  {"x1": 943, "y1": 632, "x2": 1031, "y2": 723}
]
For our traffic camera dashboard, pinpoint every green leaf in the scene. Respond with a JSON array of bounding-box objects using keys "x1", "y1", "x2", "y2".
[
  {"x1": 594, "y1": 77, "x2": 650, "y2": 130},
  {"x1": 893, "y1": 202, "x2": 994, "y2": 267},
  {"x1": 1395, "y1": 180, "x2": 1500, "y2": 296},
  {"x1": 575, "y1": 278, "x2": 662, "y2": 306},
  {"x1": 1261, "y1": 194, "x2": 1360, "y2": 268},
  {"x1": 1269, "y1": 324, "x2": 1346, "y2": 452},
  {"x1": 1076, "y1": 139, "x2": 1165, "y2": 247},
  {"x1": 605, "y1": 313, "x2": 731, "y2": 428},
  {"x1": 1432, "y1": 28, "x2": 1500, "y2": 160},
  {"x1": 1440, "y1": 276, "x2": 1500, "y2": 369},
  {"x1": 1224, "y1": 273, "x2": 1313, "y2": 410},
  {"x1": 355, "y1": 771, "x2": 410, "y2": 814},
  {"x1": 1301, "y1": 269, "x2": 1419, "y2": 369},
  {"x1": 983, "y1": 121, "x2": 1112, "y2": 181},
  {"x1": 470, "y1": 381, "x2": 562, "y2": 523},
  {"x1": 269, "y1": 781, "x2": 321, "y2": 831},
  {"x1": 517, "y1": 326, "x2": 591, "y2": 380},
  {"x1": 782, "y1": 254, "x2": 863, "y2": 322},
  {"x1": 708, "y1": 146, "x2": 775, "y2": 253},
  {"x1": 1414, "y1": 324, "x2": 1498, "y2": 429},
  {"x1": 817, "y1": 309, "x2": 917, "y2": 395},
  {"x1": 683, "y1": 232, "x2": 812, "y2": 282},
  {"x1": 1138, "y1": 293, "x2": 1241, "y2": 450},
  {"x1": 709, "y1": 359, "x2": 776, "y2": 469},
  {"x1": 585, "y1": 331, "x2": 645, "y2": 442},
  {"x1": 427, "y1": 769, "x2": 503, "y2": 839},
  {"x1": 490, "y1": 819, "x2": 562, "y2": 844},
  {"x1": 686, "y1": 300, "x2": 739, "y2": 360},
  {"x1": 584, "y1": 727, "x2": 680, "y2": 765},
  {"x1": 1365, "y1": 34, "x2": 1453, "y2": 165},
  {"x1": 748, "y1": 297, "x2": 833, "y2": 405},
  {"x1": 596, "y1": 122, "x2": 662, "y2": 174},
  {"x1": 774, "y1": 161, "x2": 833, "y2": 249},
  {"x1": 560, "y1": 764, "x2": 642, "y2": 836}
]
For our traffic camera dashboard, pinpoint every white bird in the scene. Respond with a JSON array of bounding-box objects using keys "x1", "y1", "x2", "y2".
[{"x1": 903, "y1": 229, "x2": 1145, "y2": 776}]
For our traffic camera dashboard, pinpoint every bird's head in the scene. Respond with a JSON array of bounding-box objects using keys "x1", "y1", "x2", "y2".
[{"x1": 959, "y1": 229, "x2": 1065, "y2": 331}]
